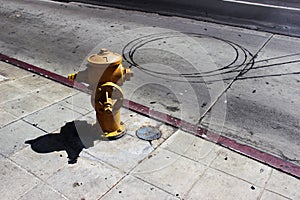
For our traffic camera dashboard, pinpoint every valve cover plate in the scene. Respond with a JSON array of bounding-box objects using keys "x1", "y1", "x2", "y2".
[{"x1": 136, "y1": 126, "x2": 162, "y2": 141}]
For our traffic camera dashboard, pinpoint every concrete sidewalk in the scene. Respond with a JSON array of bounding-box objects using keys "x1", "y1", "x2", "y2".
[{"x1": 1, "y1": 62, "x2": 299, "y2": 199}]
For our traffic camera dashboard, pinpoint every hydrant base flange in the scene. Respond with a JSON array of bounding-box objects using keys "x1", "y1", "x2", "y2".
[{"x1": 104, "y1": 122, "x2": 126, "y2": 139}]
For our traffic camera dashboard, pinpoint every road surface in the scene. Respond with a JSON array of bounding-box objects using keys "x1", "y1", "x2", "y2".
[{"x1": 56, "y1": 0, "x2": 300, "y2": 37}]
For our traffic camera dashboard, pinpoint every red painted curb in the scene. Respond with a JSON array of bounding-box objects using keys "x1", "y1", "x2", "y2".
[
  {"x1": 1, "y1": 53, "x2": 299, "y2": 179},
  {"x1": 0, "y1": 54, "x2": 90, "y2": 94}
]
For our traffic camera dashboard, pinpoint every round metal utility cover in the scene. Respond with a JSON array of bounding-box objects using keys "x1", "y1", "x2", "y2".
[
  {"x1": 136, "y1": 126, "x2": 161, "y2": 141},
  {"x1": 87, "y1": 48, "x2": 122, "y2": 65}
]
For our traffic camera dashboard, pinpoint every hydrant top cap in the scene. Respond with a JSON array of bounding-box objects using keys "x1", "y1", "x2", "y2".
[{"x1": 87, "y1": 48, "x2": 122, "y2": 65}]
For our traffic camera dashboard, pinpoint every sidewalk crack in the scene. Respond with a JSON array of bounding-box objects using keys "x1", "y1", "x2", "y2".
[{"x1": 257, "y1": 168, "x2": 273, "y2": 200}]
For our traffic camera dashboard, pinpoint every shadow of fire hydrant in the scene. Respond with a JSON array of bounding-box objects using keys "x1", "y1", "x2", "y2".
[{"x1": 25, "y1": 120, "x2": 103, "y2": 164}]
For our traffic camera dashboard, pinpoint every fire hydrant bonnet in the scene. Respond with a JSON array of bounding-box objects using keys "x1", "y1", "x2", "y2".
[{"x1": 87, "y1": 48, "x2": 122, "y2": 66}]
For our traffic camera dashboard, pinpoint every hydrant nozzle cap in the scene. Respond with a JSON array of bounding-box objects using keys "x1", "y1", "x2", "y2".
[
  {"x1": 100, "y1": 48, "x2": 109, "y2": 54},
  {"x1": 87, "y1": 48, "x2": 122, "y2": 65}
]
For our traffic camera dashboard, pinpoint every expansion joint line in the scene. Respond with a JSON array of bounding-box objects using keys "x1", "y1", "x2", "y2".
[{"x1": 198, "y1": 34, "x2": 274, "y2": 124}]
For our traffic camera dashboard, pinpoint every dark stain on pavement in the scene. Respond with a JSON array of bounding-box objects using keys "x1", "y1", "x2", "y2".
[
  {"x1": 162, "y1": 104, "x2": 180, "y2": 112},
  {"x1": 149, "y1": 101, "x2": 180, "y2": 112},
  {"x1": 73, "y1": 182, "x2": 82, "y2": 187}
]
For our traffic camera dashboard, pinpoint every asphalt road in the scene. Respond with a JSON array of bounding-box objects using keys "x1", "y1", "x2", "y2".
[
  {"x1": 0, "y1": 0, "x2": 299, "y2": 166},
  {"x1": 55, "y1": 0, "x2": 300, "y2": 37}
]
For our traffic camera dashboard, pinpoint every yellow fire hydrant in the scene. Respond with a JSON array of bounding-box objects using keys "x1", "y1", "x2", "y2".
[{"x1": 69, "y1": 48, "x2": 133, "y2": 139}]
